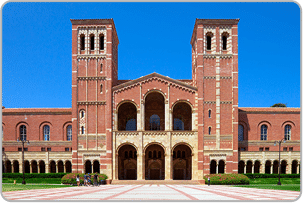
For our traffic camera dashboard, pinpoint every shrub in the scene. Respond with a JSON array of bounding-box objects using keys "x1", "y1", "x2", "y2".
[
  {"x1": 204, "y1": 174, "x2": 250, "y2": 185},
  {"x1": 2, "y1": 173, "x2": 67, "y2": 179},
  {"x1": 245, "y1": 173, "x2": 300, "y2": 179},
  {"x1": 61, "y1": 173, "x2": 108, "y2": 185}
]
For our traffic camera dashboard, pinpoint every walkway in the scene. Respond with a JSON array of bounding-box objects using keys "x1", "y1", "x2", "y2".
[{"x1": 2, "y1": 185, "x2": 300, "y2": 201}]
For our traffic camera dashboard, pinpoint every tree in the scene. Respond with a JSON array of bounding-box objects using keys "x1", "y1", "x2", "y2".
[{"x1": 271, "y1": 103, "x2": 287, "y2": 107}]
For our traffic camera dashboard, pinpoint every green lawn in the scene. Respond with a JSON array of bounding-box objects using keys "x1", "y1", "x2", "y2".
[
  {"x1": 232, "y1": 178, "x2": 300, "y2": 191},
  {"x1": 2, "y1": 184, "x2": 73, "y2": 192},
  {"x1": 2, "y1": 178, "x2": 62, "y2": 184}
]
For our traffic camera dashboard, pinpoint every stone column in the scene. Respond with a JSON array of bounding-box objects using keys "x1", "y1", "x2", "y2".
[
  {"x1": 137, "y1": 132, "x2": 143, "y2": 180},
  {"x1": 243, "y1": 164, "x2": 246, "y2": 174},
  {"x1": 165, "y1": 100, "x2": 170, "y2": 131},
  {"x1": 165, "y1": 152, "x2": 172, "y2": 180},
  {"x1": 141, "y1": 101, "x2": 145, "y2": 131},
  {"x1": 270, "y1": 164, "x2": 273, "y2": 174},
  {"x1": 64, "y1": 164, "x2": 66, "y2": 173},
  {"x1": 45, "y1": 164, "x2": 49, "y2": 173},
  {"x1": 252, "y1": 164, "x2": 254, "y2": 174},
  {"x1": 216, "y1": 163, "x2": 219, "y2": 174},
  {"x1": 38, "y1": 164, "x2": 40, "y2": 173},
  {"x1": 30, "y1": 163, "x2": 32, "y2": 173}
]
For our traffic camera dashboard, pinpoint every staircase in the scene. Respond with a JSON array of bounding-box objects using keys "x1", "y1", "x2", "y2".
[{"x1": 111, "y1": 180, "x2": 202, "y2": 185}]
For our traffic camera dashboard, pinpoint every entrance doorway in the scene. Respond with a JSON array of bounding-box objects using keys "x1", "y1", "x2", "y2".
[
  {"x1": 145, "y1": 144, "x2": 165, "y2": 180},
  {"x1": 172, "y1": 144, "x2": 192, "y2": 180},
  {"x1": 118, "y1": 145, "x2": 137, "y2": 180}
]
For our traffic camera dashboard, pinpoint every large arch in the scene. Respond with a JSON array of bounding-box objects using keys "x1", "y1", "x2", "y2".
[
  {"x1": 246, "y1": 160, "x2": 253, "y2": 174},
  {"x1": 85, "y1": 160, "x2": 92, "y2": 174},
  {"x1": 117, "y1": 102, "x2": 137, "y2": 131},
  {"x1": 281, "y1": 160, "x2": 287, "y2": 174},
  {"x1": 265, "y1": 160, "x2": 271, "y2": 174},
  {"x1": 57, "y1": 160, "x2": 64, "y2": 173},
  {"x1": 145, "y1": 144, "x2": 165, "y2": 180},
  {"x1": 5, "y1": 160, "x2": 12, "y2": 173},
  {"x1": 13, "y1": 160, "x2": 19, "y2": 173},
  {"x1": 273, "y1": 160, "x2": 279, "y2": 174},
  {"x1": 172, "y1": 102, "x2": 192, "y2": 131},
  {"x1": 93, "y1": 160, "x2": 100, "y2": 173},
  {"x1": 118, "y1": 144, "x2": 137, "y2": 180},
  {"x1": 238, "y1": 160, "x2": 245, "y2": 174},
  {"x1": 39, "y1": 160, "x2": 45, "y2": 173},
  {"x1": 65, "y1": 160, "x2": 72, "y2": 173},
  {"x1": 24, "y1": 160, "x2": 30, "y2": 173},
  {"x1": 292, "y1": 160, "x2": 298, "y2": 174},
  {"x1": 254, "y1": 160, "x2": 260, "y2": 174},
  {"x1": 172, "y1": 144, "x2": 192, "y2": 180},
  {"x1": 49, "y1": 160, "x2": 56, "y2": 173},
  {"x1": 145, "y1": 92, "x2": 165, "y2": 131},
  {"x1": 218, "y1": 160, "x2": 225, "y2": 174},
  {"x1": 31, "y1": 160, "x2": 38, "y2": 173}
]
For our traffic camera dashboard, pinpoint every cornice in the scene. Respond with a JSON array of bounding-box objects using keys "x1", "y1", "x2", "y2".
[
  {"x1": 77, "y1": 76, "x2": 106, "y2": 81},
  {"x1": 77, "y1": 54, "x2": 106, "y2": 60},
  {"x1": 77, "y1": 101, "x2": 106, "y2": 105}
]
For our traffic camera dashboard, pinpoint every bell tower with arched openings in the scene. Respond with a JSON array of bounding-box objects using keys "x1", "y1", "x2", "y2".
[
  {"x1": 70, "y1": 19, "x2": 119, "y2": 177},
  {"x1": 191, "y1": 19, "x2": 240, "y2": 176}
]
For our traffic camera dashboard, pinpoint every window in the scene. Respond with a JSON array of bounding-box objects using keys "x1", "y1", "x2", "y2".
[
  {"x1": 158, "y1": 151, "x2": 161, "y2": 159},
  {"x1": 41, "y1": 147, "x2": 46, "y2": 151},
  {"x1": 81, "y1": 126, "x2": 84, "y2": 134},
  {"x1": 283, "y1": 147, "x2": 287, "y2": 151},
  {"x1": 265, "y1": 147, "x2": 269, "y2": 151},
  {"x1": 129, "y1": 151, "x2": 133, "y2": 158},
  {"x1": 47, "y1": 147, "x2": 51, "y2": 151},
  {"x1": 207, "y1": 35, "x2": 212, "y2": 50},
  {"x1": 284, "y1": 125, "x2": 291, "y2": 141},
  {"x1": 240, "y1": 147, "x2": 246, "y2": 151},
  {"x1": 259, "y1": 147, "x2": 264, "y2": 151},
  {"x1": 238, "y1": 125, "x2": 244, "y2": 141},
  {"x1": 100, "y1": 84, "x2": 103, "y2": 94},
  {"x1": 67, "y1": 125, "x2": 72, "y2": 141},
  {"x1": 150, "y1": 114, "x2": 160, "y2": 131},
  {"x1": 100, "y1": 34, "x2": 104, "y2": 50},
  {"x1": 222, "y1": 35, "x2": 227, "y2": 50},
  {"x1": 90, "y1": 35, "x2": 95, "y2": 50},
  {"x1": 100, "y1": 63, "x2": 103, "y2": 72},
  {"x1": 65, "y1": 148, "x2": 70, "y2": 152},
  {"x1": 18, "y1": 148, "x2": 22, "y2": 151},
  {"x1": 80, "y1": 35, "x2": 85, "y2": 51},
  {"x1": 289, "y1": 147, "x2": 293, "y2": 151},
  {"x1": 208, "y1": 127, "x2": 211, "y2": 135},
  {"x1": 43, "y1": 125, "x2": 50, "y2": 141},
  {"x1": 80, "y1": 110, "x2": 85, "y2": 118},
  {"x1": 260, "y1": 125, "x2": 268, "y2": 140},
  {"x1": 20, "y1": 125, "x2": 26, "y2": 141},
  {"x1": 24, "y1": 148, "x2": 28, "y2": 151},
  {"x1": 208, "y1": 109, "x2": 211, "y2": 118}
]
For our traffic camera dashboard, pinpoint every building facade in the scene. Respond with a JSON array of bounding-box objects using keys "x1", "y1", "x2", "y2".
[{"x1": 2, "y1": 19, "x2": 300, "y2": 182}]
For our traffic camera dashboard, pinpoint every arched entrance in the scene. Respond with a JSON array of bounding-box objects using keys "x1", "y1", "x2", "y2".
[
  {"x1": 13, "y1": 160, "x2": 19, "y2": 173},
  {"x1": 118, "y1": 102, "x2": 137, "y2": 131},
  {"x1": 238, "y1": 160, "x2": 244, "y2": 174},
  {"x1": 172, "y1": 144, "x2": 192, "y2": 179},
  {"x1": 50, "y1": 161, "x2": 56, "y2": 173},
  {"x1": 218, "y1": 160, "x2": 225, "y2": 174},
  {"x1": 85, "y1": 160, "x2": 92, "y2": 174},
  {"x1": 118, "y1": 145, "x2": 137, "y2": 180},
  {"x1": 65, "y1": 161, "x2": 72, "y2": 173},
  {"x1": 246, "y1": 161, "x2": 253, "y2": 174},
  {"x1": 273, "y1": 160, "x2": 279, "y2": 174},
  {"x1": 254, "y1": 161, "x2": 260, "y2": 173},
  {"x1": 31, "y1": 160, "x2": 38, "y2": 173},
  {"x1": 210, "y1": 160, "x2": 217, "y2": 174},
  {"x1": 57, "y1": 160, "x2": 64, "y2": 173},
  {"x1": 24, "y1": 160, "x2": 30, "y2": 173},
  {"x1": 281, "y1": 160, "x2": 287, "y2": 174},
  {"x1": 39, "y1": 161, "x2": 45, "y2": 173},
  {"x1": 5, "y1": 160, "x2": 11, "y2": 173},
  {"x1": 145, "y1": 144, "x2": 165, "y2": 180},
  {"x1": 265, "y1": 160, "x2": 271, "y2": 174},
  {"x1": 172, "y1": 102, "x2": 192, "y2": 131},
  {"x1": 292, "y1": 160, "x2": 298, "y2": 174},
  {"x1": 93, "y1": 160, "x2": 100, "y2": 173},
  {"x1": 145, "y1": 92, "x2": 165, "y2": 131}
]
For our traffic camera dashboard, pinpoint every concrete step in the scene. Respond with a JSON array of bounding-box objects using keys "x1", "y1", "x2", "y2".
[{"x1": 111, "y1": 180, "x2": 202, "y2": 185}]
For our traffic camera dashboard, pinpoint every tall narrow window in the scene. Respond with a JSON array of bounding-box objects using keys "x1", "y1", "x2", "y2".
[
  {"x1": 238, "y1": 125, "x2": 244, "y2": 141},
  {"x1": 20, "y1": 125, "x2": 26, "y2": 141},
  {"x1": 207, "y1": 35, "x2": 212, "y2": 50},
  {"x1": 260, "y1": 125, "x2": 268, "y2": 140},
  {"x1": 43, "y1": 125, "x2": 50, "y2": 141},
  {"x1": 208, "y1": 109, "x2": 211, "y2": 118},
  {"x1": 81, "y1": 126, "x2": 84, "y2": 135},
  {"x1": 100, "y1": 84, "x2": 103, "y2": 94},
  {"x1": 67, "y1": 125, "x2": 72, "y2": 141},
  {"x1": 80, "y1": 35, "x2": 85, "y2": 51},
  {"x1": 208, "y1": 127, "x2": 211, "y2": 135},
  {"x1": 90, "y1": 35, "x2": 95, "y2": 50},
  {"x1": 284, "y1": 125, "x2": 291, "y2": 141},
  {"x1": 100, "y1": 63, "x2": 103, "y2": 72},
  {"x1": 80, "y1": 110, "x2": 85, "y2": 118},
  {"x1": 222, "y1": 35, "x2": 227, "y2": 50},
  {"x1": 100, "y1": 34, "x2": 104, "y2": 50}
]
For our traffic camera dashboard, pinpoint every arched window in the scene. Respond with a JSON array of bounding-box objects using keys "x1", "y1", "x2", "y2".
[
  {"x1": 153, "y1": 150, "x2": 157, "y2": 159},
  {"x1": 90, "y1": 34, "x2": 95, "y2": 50},
  {"x1": 207, "y1": 35, "x2": 212, "y2": 50},
  {"x1": 81, "y1": 126, "x2": 84, "y2": 135},
  {"x1": 126, "y1": 119, "x2": 136, "y2": 131},
  {"x1": 158, "y1": 151, "x2": 161, "y2": 159},
  {"x1": 222, "y1": 35, "x2": 227, "y2": 50},
  {"x1": 260, "y1": 125, "x2": 268, "y2": 140},
  {"x1": 208, "y1": 109, "x2": 211, "y2": 118},
  {"x1": 43, "y1": 125, "x2": 50, "y2": 141},
  {"x1": 148, "y1": 151, "x2": 152, "y2": 159},
  {"x1": 100, "y1": 84, "x2": 103, "y2": 94},
  {"x1": 100, "y1": 63, "x2": 103, "y2": 72},
  {"x1": 129, "y1": 151, "x2": 133, "y2": 158},
  {"x1": 284, "y1": 125, "x2": 291, "y2": 141},
  {"x1": 208, "y1": 127, "x2": 211, "y2": 135},
  {"x1": 80, "y1": 35, "x2": 85, "y2": 51},
  {"x1": 20, "y1": 125, "x2": 26, "y2": 141},
  {"x1": 100, "y1": 34, "x2": 104, "y2": 50},
  {"x1": 238, "y1": 125, "x2": 244, "y2": 141},
  {"x1": 80, "y1": 110, "x2": 85, "y2": 119},
  {"x1": 150, "y1": 114, "x2": 160, "y2": 131},
  {"x1": 173, "y1": 118, "x2": 184, "y2": 130},
  {"x1": 67, "y1": 125, "x2": 72, "y2": 141},
  {"x1": 125, "y1": 151, "x2": 128, "y2": 159}
]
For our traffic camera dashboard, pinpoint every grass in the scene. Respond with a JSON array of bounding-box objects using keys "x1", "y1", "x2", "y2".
[
  {"x1": 232, "y1": 178, "x2": 300, "y2": 191},
  {"x1": 2, "y1": 184, "x2": 73, "y2": 192},
  {"x1": 2, "y1": 178, "x2": 62, "y2": 184}
]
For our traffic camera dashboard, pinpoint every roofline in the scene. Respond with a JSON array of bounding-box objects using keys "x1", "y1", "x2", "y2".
[
  {"x1": 239, "y1": 107, "x2": 300, "y2": 114},
  {"x1": 2, "y1": 108, "x2": 72, "y2": 115},
  {"x1": 70, "y1": 19, "x2": 115, "y2": 25}
]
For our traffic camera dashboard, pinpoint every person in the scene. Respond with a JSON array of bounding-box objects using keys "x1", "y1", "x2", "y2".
[
  {"x1": 87, "y1": 173, "x2": 91, "y2": 186},
  {"x1": 208, "y1": 177, "x2": 210, "y2": 186},
  {"x1": 84, "y1": 173, "x2": 88, "y2": 186},
  {"x1": 76, "y1": 174, "x2": 80, "y2": 187},
  {"x1": 94, "y1": 172, "x2": 99, "y2": 186}
]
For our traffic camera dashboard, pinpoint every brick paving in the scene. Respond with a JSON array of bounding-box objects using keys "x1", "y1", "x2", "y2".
[{"x1": 2, "y1": 185, "x2": 300, "y2": 201}]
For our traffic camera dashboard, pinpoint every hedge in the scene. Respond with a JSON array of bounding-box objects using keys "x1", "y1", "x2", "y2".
[
  {"x1": 244, "y1": 173, "x2": 300, "y2": 179},
  {"x1": 61, "y1": 173, "x2": 108, "y2": 185},
  {"x1": 204, "y1": 174, "x2": 250, "y2": 185},
  {"x1": 2, "y1": 173, "x2": 67, "y2": 179}
]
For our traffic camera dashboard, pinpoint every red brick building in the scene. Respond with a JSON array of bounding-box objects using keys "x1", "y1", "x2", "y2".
[{"x1": 2, "y1": 19, "x2": 300, "y2": 182}]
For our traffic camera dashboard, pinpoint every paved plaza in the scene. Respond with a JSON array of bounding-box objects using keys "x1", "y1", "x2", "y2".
[{"x1": 2, "y1": 184, "x2": 300, "y2": 201}]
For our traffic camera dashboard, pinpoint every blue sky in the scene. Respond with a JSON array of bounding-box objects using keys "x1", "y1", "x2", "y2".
[{"x1": 2, "y1": 2, "x2": 300, "y2": 108}]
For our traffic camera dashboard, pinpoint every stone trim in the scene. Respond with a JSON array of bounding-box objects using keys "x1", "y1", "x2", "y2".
[
  {"x1": 77, "y1": 76, "x2": 106, "y2": 81},
  {"x1": 77, "y1": 101, "x2": 106, "y2": 105}
]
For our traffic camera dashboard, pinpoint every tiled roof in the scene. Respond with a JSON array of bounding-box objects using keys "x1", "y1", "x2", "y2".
[
  {"x1": 239, "y1": 107, "x2": 300, "y2": 113},
  {"x1": 2, "y1": 108, "x2": 72, "y2": 115}
]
